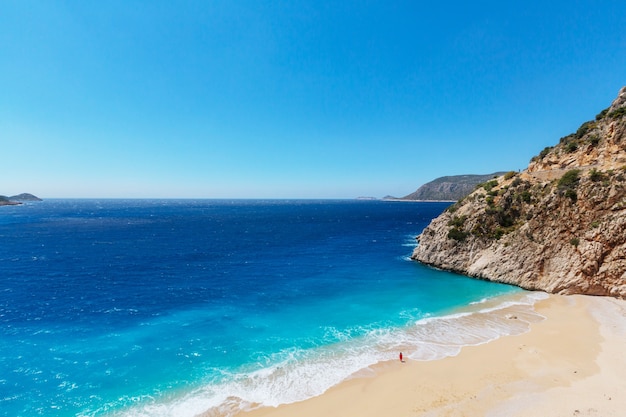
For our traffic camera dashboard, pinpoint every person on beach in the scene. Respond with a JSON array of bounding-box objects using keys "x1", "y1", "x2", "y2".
[{"x1": 399, "y1": 352, "x2": 403, "y2": 362}]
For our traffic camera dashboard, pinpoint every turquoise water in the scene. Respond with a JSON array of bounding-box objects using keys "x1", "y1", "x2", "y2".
[{"x1": 0, "y1": 200, "x2": 542, "y2": 416}]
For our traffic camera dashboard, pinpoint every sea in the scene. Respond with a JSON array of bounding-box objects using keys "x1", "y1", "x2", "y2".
[{"x1": 0, "y1": 199, "x2": 546, "y2": 417}]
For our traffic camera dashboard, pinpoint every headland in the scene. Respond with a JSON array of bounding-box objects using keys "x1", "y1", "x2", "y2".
[{"x1": 413, "y1": 87, "x2": 626, "y2": 298}]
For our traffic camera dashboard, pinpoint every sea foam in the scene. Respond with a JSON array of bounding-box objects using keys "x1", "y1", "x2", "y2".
[{"x1": 111, "y1": 291, "x2": 547, "y2": 417}]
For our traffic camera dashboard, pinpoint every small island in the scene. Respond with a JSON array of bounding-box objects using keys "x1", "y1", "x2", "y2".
[{"x1": 0, "y1": 193, "x2": 42, "y2": 206}]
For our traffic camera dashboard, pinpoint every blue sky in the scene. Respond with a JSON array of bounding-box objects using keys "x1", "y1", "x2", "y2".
[{"x1": 2, "y1": 1, "x2": 625, "y2": 198}]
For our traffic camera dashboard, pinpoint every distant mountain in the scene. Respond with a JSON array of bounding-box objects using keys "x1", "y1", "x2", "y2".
[
  {"x1": 10, "y1": 193, "x2": 42, "y2": 201},
  {"x1": 401, "y1": 173, "x2": 507, "y2": 201},
  {"x1": 0, "y1": 193, "x2": 42, "y2": 206}
]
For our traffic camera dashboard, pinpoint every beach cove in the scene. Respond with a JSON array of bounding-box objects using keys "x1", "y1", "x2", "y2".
[
  {"x1": 0, "y1": 199, "x2": 522, "y2": 416},
  {"x1": 231, "y1": 294, "x2": 626, "y2": 417},
  {"x1": 3, "y1": 200, "x2": 625, "y2": 416}
]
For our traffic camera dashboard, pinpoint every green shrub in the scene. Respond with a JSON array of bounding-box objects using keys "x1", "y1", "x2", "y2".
[
  {"x1": 589, "y1": 168, "x2": 606, "y2": 182},
  {"x1": 565, "y1": 189, "x2": 578, "y2": 202},
  {"x1": 448, "y1": 215, "x2": 467, "y2": 227},
  {"x1": 532, "y1": 146, "x2": 553, "y2": 162},
  {"x1": 558, "y1": 170, "x2": 581, "y2": 188},
  {"x1": 596, "y1": 108, "x2": 609, "y2": 121},
  {"x1": 608, "y1": 107, "x2": 626, "y2": 119},
  {"x1": 570, "y1": 237, "x2": 580, "y2": 247},
  {"x1": 575, "y1": 121, "x2": 596, "y2": 139},
  {"x1": 497, "y1": 213, "x2": 515, "y2": 228},
  {"x1": 504, "y1": 171, "x2": 516, "y2": 180},
  {"x1": 447, "y1": 227, "x2": 468, "y2": 241},
  {"x1": 565, "y1": 141, "x2": 578, "y2": 153},
  {"x1": 539, "y1": 146, "x2": 553, "y2": 158},
  {"x1": 483, "y1": 180, "x2": 499, "y2": 192},
  {"x1": 588, "y1": 134, "x2": 600, "y2": 146},
  {"x1": 520, "y1": 191, "x2": 531, "y2": 203}
]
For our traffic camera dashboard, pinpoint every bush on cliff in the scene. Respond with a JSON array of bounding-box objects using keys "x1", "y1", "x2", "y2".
[
  {"x1": 557, "y1": 170, "x2": 580, "y2": 202},
  {"x1": 565, "y1": 141, "x2": 578, "y2": 153},
  {"x1": 596, "y1": 108, "x2": 609, "y2": 120},
  {"x1": 531, "y1": 146, "x2": 553, "y2": 162},
  {"x1": 558, "y1": 169, "x2": 581, "y2": 188},
  {"x1": 482, "y1": 180, "x2": 499, "y2": 192},
  {"x1": 447, "y1": 227, "x2": 468, "y2": 241},
  {"x1": 520, "y1": 190, "x2": 531, "y2": 203},
  {"x1": 575, "y1": 121, "x2": 596, "y2": 139},
  {"x1": 589, "y1": 168, "x2": 607, "y2": 182},
  {"x1": 608, "y1": 107, "x2": 626, "y2": 119},
  {"x1": 565, "y1": 189, "x2": 578, "y2": 202},
  {"x1": 588, "y1": 134, "x2": 600, "y2": 146},
  {"x1": 448, "y1": 215, "x2": 467, "y2": 227}
]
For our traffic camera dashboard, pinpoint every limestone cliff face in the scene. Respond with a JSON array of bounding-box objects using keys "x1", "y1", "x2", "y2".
[{"x1": 412, "y1": 87, "x2": 626, "y2": 298}]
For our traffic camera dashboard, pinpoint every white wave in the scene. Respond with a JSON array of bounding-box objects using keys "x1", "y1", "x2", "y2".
[{"x1": 109, "y1": 292, "x2": 548, "y2": 417}]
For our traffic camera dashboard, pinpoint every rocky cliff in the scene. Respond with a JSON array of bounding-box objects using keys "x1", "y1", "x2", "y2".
[{"x1": 412, "y1": 87, "x2": 626, "y2": 298}]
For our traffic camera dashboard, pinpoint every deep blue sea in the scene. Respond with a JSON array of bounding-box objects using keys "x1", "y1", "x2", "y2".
[{"x1": 0, "y1": 200, "x2": 545, "y2": 417}]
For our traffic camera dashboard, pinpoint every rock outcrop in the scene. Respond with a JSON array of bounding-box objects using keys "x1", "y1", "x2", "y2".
[{"x1": 412, "y1": 87, "x2": 626, "y2": 298}]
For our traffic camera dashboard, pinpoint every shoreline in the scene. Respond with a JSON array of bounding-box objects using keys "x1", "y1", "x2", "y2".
[{"x1": 220, "y1": 294, "x2": 626, "y2": 417}]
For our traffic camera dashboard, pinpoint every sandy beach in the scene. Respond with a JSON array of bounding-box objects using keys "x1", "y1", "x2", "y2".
[{"x1": 232, "y1": 294, "x2": 626, "y2": 417}]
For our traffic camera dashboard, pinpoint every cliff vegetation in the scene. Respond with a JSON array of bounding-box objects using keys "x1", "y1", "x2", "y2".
[{"x1": 412, "y1": 87, "x2": 626, "y2": 298}]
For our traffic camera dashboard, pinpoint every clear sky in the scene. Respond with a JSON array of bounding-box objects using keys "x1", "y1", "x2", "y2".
[{"x1": 1, "y1": 1, "x2": 625, "y2": 199}]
